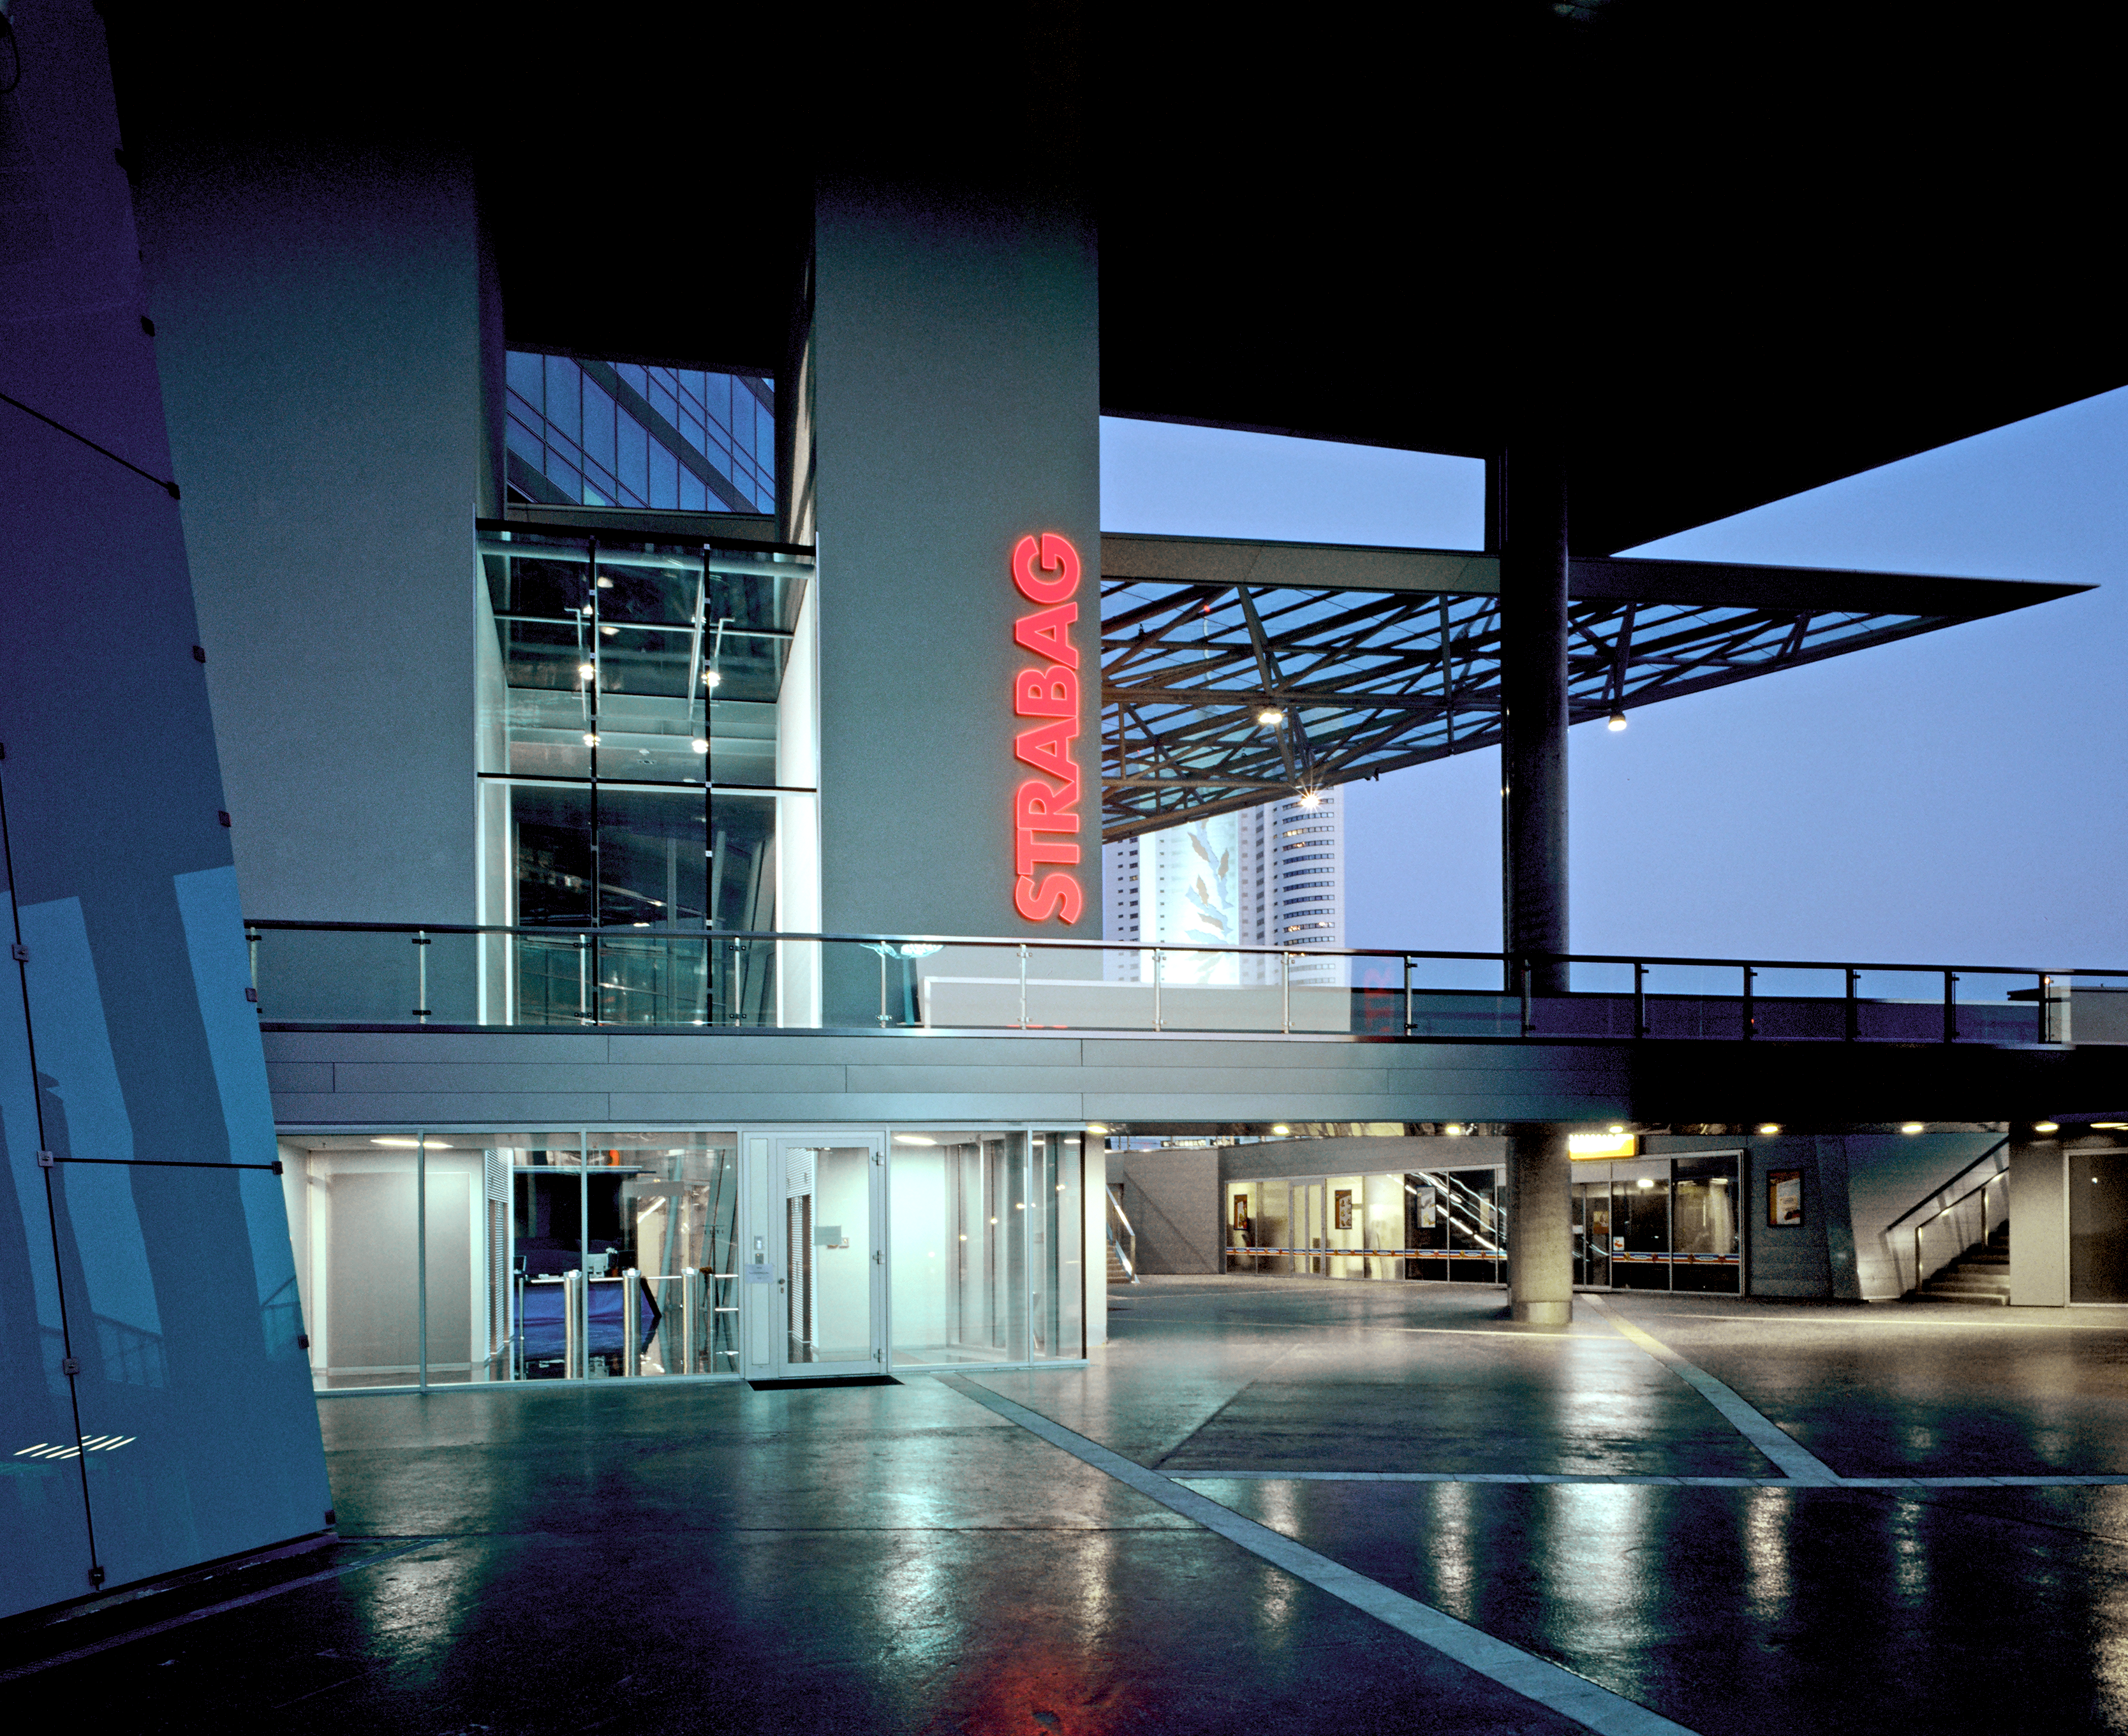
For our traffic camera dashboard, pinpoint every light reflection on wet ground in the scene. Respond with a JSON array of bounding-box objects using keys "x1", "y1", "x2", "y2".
[{"x1": 22, "y1": 1277, "x2": 2128, "y2": 1733}]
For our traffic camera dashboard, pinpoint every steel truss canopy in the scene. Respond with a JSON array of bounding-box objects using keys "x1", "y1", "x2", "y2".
[{"x1": 1098, "y1": 535, "x2": 2087, "y2": 842}]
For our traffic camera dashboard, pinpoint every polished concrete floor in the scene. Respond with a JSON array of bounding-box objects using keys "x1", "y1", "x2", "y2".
[{"x1": 16, "y1": 1277, "x2": 2128, "y2": 1732}]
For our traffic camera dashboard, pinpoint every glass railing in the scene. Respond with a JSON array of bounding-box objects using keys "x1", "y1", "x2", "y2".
[{"x1": 243, "y1": 920, "x2": 2128, "y2": 1045}]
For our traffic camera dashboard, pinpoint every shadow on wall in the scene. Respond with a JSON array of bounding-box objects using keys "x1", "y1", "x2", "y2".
[{"x1": 1106, "y1": 1151, "x2": 1224, "y2": 1273}]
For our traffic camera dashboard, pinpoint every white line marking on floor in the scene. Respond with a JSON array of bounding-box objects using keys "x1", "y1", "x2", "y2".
[
  {"x1": 940, "y1": 1375, "x2": 1701, "y2": 1736},
  {"x1": 1585, "y1": 1295, "x2": 1840, "y2": 1485}
]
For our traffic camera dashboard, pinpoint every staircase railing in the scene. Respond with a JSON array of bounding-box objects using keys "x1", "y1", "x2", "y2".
[
  {"x1": 1884, "y1": 1136, "x2": 2011, "y2": 1293},
  {"x1": 1106, "y1": 1184, "x2": 1139, "y2": 1284}
]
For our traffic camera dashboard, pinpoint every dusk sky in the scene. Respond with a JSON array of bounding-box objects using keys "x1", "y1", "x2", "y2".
[{"x1": 1100, "y1": 392, "x2": 2128, "y2": 975}]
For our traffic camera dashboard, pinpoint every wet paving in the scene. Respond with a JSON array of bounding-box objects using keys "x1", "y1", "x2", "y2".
[{"x1": 17, "y1": 1277, "x2": 2128, "y2": 1732}]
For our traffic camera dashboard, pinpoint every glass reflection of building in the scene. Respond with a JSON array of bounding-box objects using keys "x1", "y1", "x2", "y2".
[{"x1": 476, "y1": 350, "x2": 818, "y2": 1027}]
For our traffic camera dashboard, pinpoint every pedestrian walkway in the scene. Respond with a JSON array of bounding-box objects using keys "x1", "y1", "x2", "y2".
[{"x1": 10, "y1": 1277, "x2": 2128, "y2": 1732}]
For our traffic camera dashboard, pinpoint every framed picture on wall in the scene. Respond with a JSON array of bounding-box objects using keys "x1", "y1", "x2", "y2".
[
  {"x1": 1768, "y1": 1169, "x2": 1803, "y2": 1226},
  {"x1": 1232, "y1": 1195, "x2": 1250, "y2": 1229},
  {"x1": 1334, "y1": 1189, "x2": 1354, "y2": 1230}
]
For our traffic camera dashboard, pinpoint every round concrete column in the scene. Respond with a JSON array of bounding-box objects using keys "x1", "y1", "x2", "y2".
[{"x1": 1507, "y1": 1124, "x2": 1574, "y2": 1325}]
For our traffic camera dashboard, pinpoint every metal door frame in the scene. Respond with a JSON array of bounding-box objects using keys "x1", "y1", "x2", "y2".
[{"x1": 764, "y1": 1131, "x2": 885, "y2": 1378}]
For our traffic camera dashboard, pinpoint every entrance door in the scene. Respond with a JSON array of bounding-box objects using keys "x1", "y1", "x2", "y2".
[
  {"x1": 771, "y1": 1136, "x2": 884, "y2": 1376},
  {"x1": 1573, "y1": 1182, "x2": 1611, "y2": 1287}
]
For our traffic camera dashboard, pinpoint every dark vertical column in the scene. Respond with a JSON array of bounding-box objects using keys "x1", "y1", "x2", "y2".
[
  {"x1": 1498, "y1": 442, "x2": 1571, "y2": 995},
  {"x1": 1507, "y1": 1124, "x2": 1574, "y2": 1325}
]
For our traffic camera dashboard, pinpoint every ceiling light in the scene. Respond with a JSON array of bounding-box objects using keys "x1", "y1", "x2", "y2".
[
  {"x1": 1607, "y1": 1124, "x2": 1625, "y2": 1135},
  {"x1": 1086, "y1": 1123, "x2": 1109, "y2": 1135},
  {"x1": 1637, "y1": 1177, "x2": 1655, "y2": 1189},
  {"x1": 1257, "y1": 709, "x2": 1284, "y2": 726},
  {"x1": 2034, "y1": 1121, "x2": 2060, "y2": 1134},
  {"x1": 704, "y1": 670, "x2": 723, "y2": 688},
  {"x1": 595, "y1": 576, "x2": 613, "y2": 589},
  {"x1": 691, "y1": 739, "x2": 709, "y2": 753},
  {"x1": 1607, "y1": 707, "x2": 1627, "y2": 732},
  {"x1": 892, "y1": 1134, "x2": 937, "y2": 1145},
  {"x1": 1758, "y1": 1123, "x2": 1781, "y2": 1135},
  {"x1": 370, "y1": 1136, "x2": 450, "y2": 1149},
  {"x1": 2096, "y1": 1121, "x2": 2128, "y2": 1130},
  {"x1": 1444, "y1": 1123, "x2": 1463, "y2": 1135},
  {"x1": 583, "y1": 733, "x2": 599, "y2": 747},
  {"x1": 1900, "y1": 1122, "x2": 1925, "y2": 1135},
  {"x1": 578, "y1": 662, "x2": 595, "y2": 679},
  {"x1": 599, "y1": 624, "x2": 618, "y2": 636},
  {"x1": 1272, "y1": 1123, "x2": 1290, "y2": 1135}
]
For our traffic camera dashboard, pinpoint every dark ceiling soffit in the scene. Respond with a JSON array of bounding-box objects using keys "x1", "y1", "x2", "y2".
[{"x1": 1098, "y1": 534, "x2": 2091, "y2": 619}]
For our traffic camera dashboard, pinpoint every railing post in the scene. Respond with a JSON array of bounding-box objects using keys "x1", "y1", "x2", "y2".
[
  {"x1": 1914, "y1": 1220, "x2": 1924, "y2": 1295},
  {"x1": 1403, "y1": 954, "x2": 1414, "y2": 1036},
  {"x1": 1741, "y1": 964, "x2": 1755, "y2": 1040},
  {"x1": 1633, "y1": 960, "x2": 1647, "y2": 1038},
  {"x1": 681, "y1": 1266, "x2": 698, "y2": 1375},
  {"x1": 2039, "y1": 973, "x2": 2051, "y2": 1044},
  {"x1": 413, "y1": 931, "x2": 431, "y2": 1023},
  {"x1": 578, "y1": 932, "x2": 590, "y2": 1024},
  {"x1": 1844, "y1": 967, "x2": 1859, "y2": 1042},
  {"x1": 246, "y1": 925, "x2": 260, "y2": 1004},
  {"x1": 1280, "y1": 951, "x2": 1290, "y2": 1034},
  {"x1": 563, "y1": 1269, "x2": 584, "y2": 1378},
  {"x1": 1019, "y1": 943, "x2": 1029, "y2": 1030},
  {"x1": 623, "y1": 1270, "x2": 640, "y2": 1376},
  {"x1": 1943, "y1": 969, "x2": 1958, "y2": 1044},
  {"x1": 1519, "y1": 958, "x2": 1533, "y2": 1035},
  {"x1": 1153, "y1": 948, "x2": 1164, "y2": 1033},
  {"x1": 878, "y1": 945, "x2": 890, "y2": 1027}
]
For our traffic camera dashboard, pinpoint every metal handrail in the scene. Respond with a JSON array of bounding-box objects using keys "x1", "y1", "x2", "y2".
[
  {"x1": 1882, "y1": 1136, "x2": 2012, "y2": 1239},
  {"x1": 239, "y1": 917, "x2": 2128, "y2": 980},
  {"x1": 1105, "y1": 1183, "x2": 1139, "y2": 1284},
  {"x1": 1909, "y1": 1168, "x2": 2010, "y2": 1295}
]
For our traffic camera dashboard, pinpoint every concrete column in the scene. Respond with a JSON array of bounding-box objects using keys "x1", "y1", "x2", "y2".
[
  {"x1": 2008, "y1": 1135, "x2": 2067, "y2": 1306},
  {"x1": 1499, "y1": 441, "x2": 1571, "y2": 994},
  {"x1": 1507, "y1": 1124, "x2": 1574, "y2": 1324}
]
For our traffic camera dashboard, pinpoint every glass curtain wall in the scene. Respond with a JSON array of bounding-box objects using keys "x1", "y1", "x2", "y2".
[
  {"x1": 887, "y1": 1131, "x2": 1085, "y2": 1366},
  {"x1": 1576, "y1": 1155, "x2": 1741, "y2": 1294},
  {"x1": 1226, "y1": 1166, "x2": 1507, "y2": 1282},
  {"x1": 478, "y1": 529, "x2": 811, "y2": 1026},
  {"x1": 288, "y1": 1131, "x2": 740, "y2": 1390}
]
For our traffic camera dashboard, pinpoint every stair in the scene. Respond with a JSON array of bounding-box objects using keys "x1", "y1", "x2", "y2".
[
  {"x1": 1918, "y1": 1219, "x2": 2011, "y2": 1304},
  {"x1": 1106, "y1": 1241, "x2": 1136, "y2": 1284}
]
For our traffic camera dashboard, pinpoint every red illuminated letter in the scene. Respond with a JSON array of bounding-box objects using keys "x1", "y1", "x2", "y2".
[
  {"x1": 1012, "y1": 532, "x2": 1081, "y2": 604},
  {"x1": 1015, "y1": 872, "x2": 1085, "y2": 923},
  {"x1": 1015, "y1": 779, "x2": 1081, "y2": 834},
  {"x1": 1013, "y1": 602, "x2": 1080, "y2": 669},
  {"x1": 1014, "y1": 664, "x2": 1078, "y2": 718}
]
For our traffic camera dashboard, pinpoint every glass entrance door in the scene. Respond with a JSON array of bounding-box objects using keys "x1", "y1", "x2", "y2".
[
  {"x1": 772, "y1": 1136, "x2": 883, "y2": 1376},
  {"x1": 1572, "y1": 1182, "x2": 1611, "y2": 1287}
]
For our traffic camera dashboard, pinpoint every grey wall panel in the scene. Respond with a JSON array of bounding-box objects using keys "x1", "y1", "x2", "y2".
[
  {"x1": 0, "y1": 1, "x2": 330, "y2": 1617},
  {"x1": 1123, "y1": 1152, "x2": 1222, "y2": 1274},
  {"x1": 608, "y1": 1094, "x2": 1091, "y2": 1124},
  {"x1": 137, "y1": 142, "x2": 483, "y2": 926},
  {"x1": 263, "y1": 1064, "x2": 335, "y2": 1094},
  {"x1": 2009, "y1": 1140, "x2": 2068, "y2": 1306},
  {"x1": 266, "y1": 1032, "x2": 616, "y2": 1066},
  {"x1": 1744, "y1": 1137, "x2": 1833, "y2": 1297},
  {"x1": 607, "y1": 1034, "x2": 1088, "y2": 1068},
  {"x1": 812, "y1": 179, "x2": 1100, "y2": 943},
  {"x1": 268, "y1": 1094, "x2": 616, "y2": 1126},
  {"x1": 323, "y1": 1063, "x2": 853, "y2": 1098}
]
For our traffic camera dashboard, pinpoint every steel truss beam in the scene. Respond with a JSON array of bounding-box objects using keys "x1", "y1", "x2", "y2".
[{"x1": 1098, "y1": 543, "x2": 2086, "y2": 842}]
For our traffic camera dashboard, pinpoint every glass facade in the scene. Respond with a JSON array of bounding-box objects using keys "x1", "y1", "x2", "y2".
[
  {"x1": 1225, "y1": 1168, "x2": 1504, "y2": 1281},
  {"x1": 477, "y1": 528, "x2": 817, "y2": 1026},
  {"x1": 281, "y1": 1128, "x2": 1085, "y2": 1390},
  {"x1": 505, "y1": 351, "x2": 775, "y2": 514},
  {"x1": 1573, "y1": 1154, "x2": 1743, "y2": 1293}
]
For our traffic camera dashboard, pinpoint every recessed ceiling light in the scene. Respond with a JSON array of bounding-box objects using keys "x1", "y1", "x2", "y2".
[
  {"x1": 1758, "y1": 1123, "x2": 1781, "y2": 1135},
  {"x1": 1271, "y1": 1123, "x2": 1290, "y2": 1135},
  {"x1": 892, "y1": 1134, "x2": 937, "y2": 1145},
  {"x1": 370, "y1": 1136, "x2": 450, "y2": 1149},
  {"x1": 2034, "y1": 1121, "x2": 2060, "y2": 1134},
  {"x1": 1900, "y1": 1122, "x2": 1925, "y2": 1135}
]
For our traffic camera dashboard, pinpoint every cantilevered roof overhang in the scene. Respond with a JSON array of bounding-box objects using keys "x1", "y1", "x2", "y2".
[{"x1": 1098, "y1": 534, "x2": 2088, "y2": 840}]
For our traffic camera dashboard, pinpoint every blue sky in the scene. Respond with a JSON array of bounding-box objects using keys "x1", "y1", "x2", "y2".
[{"x1": 1099, "y1": 395, "x2": 2128, "y2": 969}]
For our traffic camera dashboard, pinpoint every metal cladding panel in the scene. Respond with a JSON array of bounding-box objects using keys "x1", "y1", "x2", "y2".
[
  {"x1": 0, "y1": 2, "x2": 329, "y2": 1617},
  {"x1": 812, "y1": 178, "x2": 1101, "y2": 945}
]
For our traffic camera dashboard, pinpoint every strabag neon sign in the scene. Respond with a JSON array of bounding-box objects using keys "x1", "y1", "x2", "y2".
[{"x1": 1011, "y1": 532, "x2": 1084, "y2": 923}]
